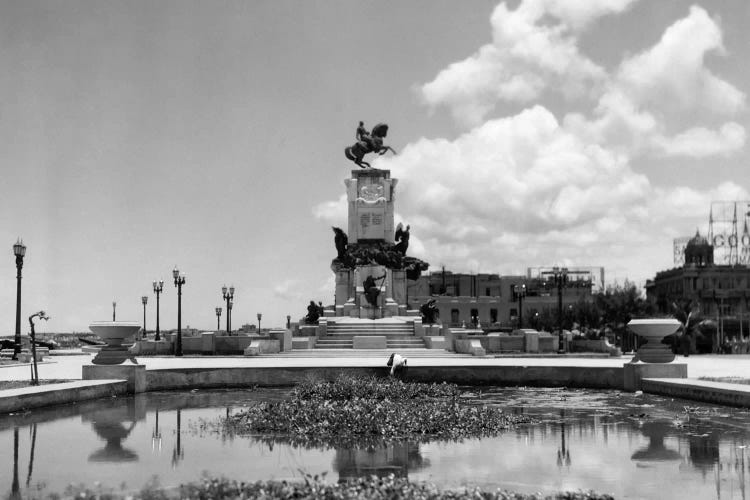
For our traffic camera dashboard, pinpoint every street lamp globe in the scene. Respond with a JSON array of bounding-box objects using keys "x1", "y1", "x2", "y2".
[{"x1": 13, "y1": 239, "x2": 26, "y2": 258}]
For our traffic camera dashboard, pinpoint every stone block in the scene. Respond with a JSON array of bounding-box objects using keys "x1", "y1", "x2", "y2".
[
  {"x1": 455, "y1": 338, "x2": 486, "y2": 356},
  {"x1": 352, "y1": 336, "x2": 387, "y2": 349},
  {"x1": 292, "y1": 337, "x2": 314, "y2": 350},
  {"x1": 424, "y1": 336, "x2": 448, "y2": 349},
  {"x1": 181, "y1": 335, "x2": 203, "y2": 354},
  {"x1": 269, "y1": 329, "x2": 292, "y2": 351},
  {"x1": 299, "y1": 325, "x2": 319, "y2": 338},
  {"x1": 215, "y1": 335, "x2": 254, "y2": 354},
  {"x1": 82, "y1": 362, "x2": 146, "y2": 394},
  {"x1": 243, "y1": 339, "x2": 280, "y2": 356},
  {"x1": 201, "y1": 332, "x2": 215, "y2": 354},
  {"x1": 623, "y1": 361, "x2": 687, "y2": 392},
  {"x1": 413, "y1": 318, "x2": 424, "y2": 337},
  {"x1": 384, "y1": 302, "x2": 399, "y2": 317},
  {"x1": 524, "y1": 331, "x2": 539, "y2": 353}
]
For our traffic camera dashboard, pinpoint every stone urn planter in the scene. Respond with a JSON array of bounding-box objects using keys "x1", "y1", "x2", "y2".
[
  {"x1": 627, "y1": 318, "x2": 680, "y2": 363},
  {"x1": 88, "y1": 321, "x2": 140, "y2": 365}
]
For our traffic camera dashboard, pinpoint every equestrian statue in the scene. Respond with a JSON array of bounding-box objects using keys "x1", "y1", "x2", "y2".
[{"x1": 345, "y1": 122, "x2": 396, "y2": 168}]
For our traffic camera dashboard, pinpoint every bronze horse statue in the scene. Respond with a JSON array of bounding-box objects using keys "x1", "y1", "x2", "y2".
[{"x1": 345, "y1": 123, "x2": 396, "y2": 168}]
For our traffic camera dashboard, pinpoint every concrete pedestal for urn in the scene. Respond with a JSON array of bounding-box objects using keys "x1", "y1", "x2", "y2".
[{"x1": 624, "y1": 318, "x2": 686, "y2": 391}]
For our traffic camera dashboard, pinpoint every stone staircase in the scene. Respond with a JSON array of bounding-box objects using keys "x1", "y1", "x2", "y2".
[
  {"x1": 315, "y1": 319, "x2": 425, "y2": 349},
  {"x1": 270, "y1": 348, "x2": 468, "y2": 358}
]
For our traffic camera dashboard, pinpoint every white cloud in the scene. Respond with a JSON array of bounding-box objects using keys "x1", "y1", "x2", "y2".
[
  {"x1": 312, "y1": 194, "x2": 346, "y2": 223},
  {"x1": 419, "y1": 0, "x2": 635, "y2": 126},
  {"x1": 316, "y1": 1, "x2": 747, "y2": 286},
  {"x1": 587, "y1": 6, "x2": 746, "y2": 157},
  {"x1": 655, "y1": 122, "x2": 745, "y2": 157},
  {"x1": 616, "y1": 6, "x2": 744, "y2": 115}
]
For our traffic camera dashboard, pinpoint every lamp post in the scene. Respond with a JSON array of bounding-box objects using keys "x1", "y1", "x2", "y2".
[
  {"x1": 153, "y1": 280, "x2": 164, "y2": 341},
  {"x1": 286, "y1": 315, "x2": 291, "y2": 329},
  {"x1": 222, "y1": 285, "x2": 235, "y2": 335},
  {"x1": 215, "y1": 307, "x2": 222, "y2": 331},
  {"x1": 552, "y1": 266, "x2": 568, "y2": 354},
  {"x1": 512, "y1": 284, "x2": 527, "y2": 329},
  {"x1": 227, "y1": 300, "x2": 233, "y2": 333},
  {"x1": 257, "y1": 313, "x2": 262, "y2": 334},
  {"x1": 112, "y1": 301, "x2": 117, "y2": 321},
  {"x1": 141, "y1": 296, "x2": 148, "y2": 339},
  {"x1": 173, "y1": 267, "x2": 186, "y2": 357},
  {"x1": 12, "y1": 238, "x2": 26, "y2": 360}
]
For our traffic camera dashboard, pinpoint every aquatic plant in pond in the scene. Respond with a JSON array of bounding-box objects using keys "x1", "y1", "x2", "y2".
[
  {"x1": 217, "y1": 375, "x2": 533, "y2": 448},
  {"x1": 57, "y1": 474, "x2": 614, "y2": 500},
  {"x1": 292, "y1": 374, "x2": 461, "y2": 400}
]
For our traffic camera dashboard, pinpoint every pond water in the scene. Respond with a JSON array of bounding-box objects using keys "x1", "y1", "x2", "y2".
[{"x1": 1, "y1": 387, "x2": 749, "y2": 499}]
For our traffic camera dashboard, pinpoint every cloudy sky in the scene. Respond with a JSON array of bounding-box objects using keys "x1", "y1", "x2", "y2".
[{"x1": 1, "y1": 0, "x2": 748, "y2": 333}]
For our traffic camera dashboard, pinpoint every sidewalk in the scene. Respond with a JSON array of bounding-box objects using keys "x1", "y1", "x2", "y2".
[{"x1": 1, "y1": 351, "x2": 748, "y2": 382}]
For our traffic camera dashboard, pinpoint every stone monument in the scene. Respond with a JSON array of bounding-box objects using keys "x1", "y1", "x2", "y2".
[{"x1": 330, "y1": 168, "x2": 428, "y2": 319}]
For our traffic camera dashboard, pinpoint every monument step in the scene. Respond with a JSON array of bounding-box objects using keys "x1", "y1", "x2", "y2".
[
  {"x1": 327, "y1": 326, "x2": 414, "y2": 332},
  {"x1": 282, "y1": 348, "x2": 468, "y2": 357},
  {"x1": 322, "y1": 333, "x2": 417, "y2": 340}
]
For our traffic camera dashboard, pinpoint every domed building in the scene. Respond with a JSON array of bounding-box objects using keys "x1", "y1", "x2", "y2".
[
  {"x1": 645, "y1": 229, "x2": 750, "y2": 351},
  {"x1": 684, "y1": 230, "x2": 714, "y2": 267}
]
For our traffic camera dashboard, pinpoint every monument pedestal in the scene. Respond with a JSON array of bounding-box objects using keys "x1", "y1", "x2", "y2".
[
  {"x1": 623, "y1": 361, "x2": 687, "y2": 392},
  {"x1": 83, "y1": 362, "x2": 146, "y2": 394}
]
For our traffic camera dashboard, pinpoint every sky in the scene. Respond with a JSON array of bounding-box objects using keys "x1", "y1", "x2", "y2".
[{"x1": 1, "y1": 0, "x2": 748, "y2": 333}]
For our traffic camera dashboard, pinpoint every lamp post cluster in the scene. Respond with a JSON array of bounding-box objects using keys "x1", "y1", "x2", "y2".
[
  {"x1": 222, "y1": 285, "x2": 235, "y2": 335},
  {"x1": 215, "y1": 307, "x2": 222, "y2": 331},
  {"x1": 512, "y1": 283, "x2": 527, "y2": 329},
  {"x1": 552, "y1": 266, "x2": 569, "y2": 354}
]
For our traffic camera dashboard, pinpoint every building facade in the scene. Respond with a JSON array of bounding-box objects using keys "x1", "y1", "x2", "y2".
[
  {"x1": 646, "y1": 230, "x2": 750, "y2": 340},
  {"x1": 407, "y1": 268, "x2": 596, "y2": 329}
]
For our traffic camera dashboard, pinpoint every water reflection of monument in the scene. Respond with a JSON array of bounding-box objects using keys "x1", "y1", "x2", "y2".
[
  {"x1": 333, "y1": 443, "x2": 428, "y2": 482},
  {"x1": 83, "y1": 397, "x2": 146, "y2": 463}
]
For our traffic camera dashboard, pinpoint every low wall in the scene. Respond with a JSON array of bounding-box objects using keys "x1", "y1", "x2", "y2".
[
  {"x1": 144, "y1": 365, "x2": 624, "y2": 391},
  {"x1": 215, "y1": 336, "x2": 253, "y2": 354},
  {"x1": 0, "y1": 380, "x2": 127, "y2": 414},
  {"x1": 641, "y1": 378, "x2": 750, "y2": 407}
]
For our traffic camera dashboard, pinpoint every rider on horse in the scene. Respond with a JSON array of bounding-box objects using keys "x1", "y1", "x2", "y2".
[{"x1": 345, "y1": 122, "x2": 396, "y2": 168}]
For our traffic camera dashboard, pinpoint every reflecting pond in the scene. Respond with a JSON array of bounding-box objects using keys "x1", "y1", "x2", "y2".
[{"x1": 1, "y1": 387, "x2": 749, "y2": 499}]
